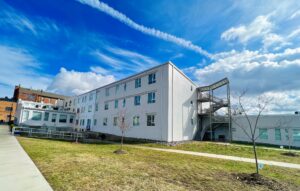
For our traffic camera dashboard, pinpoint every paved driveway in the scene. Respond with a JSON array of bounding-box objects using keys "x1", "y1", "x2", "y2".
[{"x1": 0, "y1": 125, "x2": 53, "y2": 191}]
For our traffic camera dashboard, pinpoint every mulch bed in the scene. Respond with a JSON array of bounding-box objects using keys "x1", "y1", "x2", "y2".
[
  {"x1": 281, "y1": 152, "x2": 299, "y2": 157},
  {"x1": 113, "y1": 149, "x2": 128, "y2": 154},
  {"x1": 233, "y1": 173, "x2": 289, "y2": 191}
]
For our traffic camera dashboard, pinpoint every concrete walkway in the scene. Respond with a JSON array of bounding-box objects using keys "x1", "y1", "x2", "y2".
[
  {"x1": 134, "y1": 146, "x2": 300, "y2": 170},
  {"x1": 0, "y1": 125, "x2": 53, "y2": 191}
]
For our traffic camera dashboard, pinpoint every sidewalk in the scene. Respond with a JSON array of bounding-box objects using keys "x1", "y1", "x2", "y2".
[
  {"x1": 0, "y1": 125, "x2": 53, "y2": 191},
  {"x1": 134, "y1": 145, "x2": 300, "y2": 170}
]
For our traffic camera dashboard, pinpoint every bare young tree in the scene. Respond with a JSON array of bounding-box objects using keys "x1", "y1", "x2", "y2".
[
  {"x1": 232, "y1": 90, "x2": 273, "y2": 174},
  {"x1": 116, "y1": 109, "x2": 131, "y2": 151}
]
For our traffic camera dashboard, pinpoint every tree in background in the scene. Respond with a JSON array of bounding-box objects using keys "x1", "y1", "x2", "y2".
[{"x1": 232, "y1": 90, "x2": 273, "y2": 174}]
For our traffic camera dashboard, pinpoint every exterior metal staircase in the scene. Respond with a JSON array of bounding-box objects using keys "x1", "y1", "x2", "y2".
[{"x1": 196, "y1": 78, "x2": 231, "y2": 141}]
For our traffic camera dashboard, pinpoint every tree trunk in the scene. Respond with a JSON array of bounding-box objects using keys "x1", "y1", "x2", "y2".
[
  {"x1": 121, "y1": 130, "x2": 124, "y2": 151},
  {"x1": 252, "y1": 139, "x2": 259, "y2": 174}
]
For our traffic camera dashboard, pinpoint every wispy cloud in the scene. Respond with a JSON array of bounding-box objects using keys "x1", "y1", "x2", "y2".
[
  {"x1": 0, "y1": 45, "x2": 52, "y2": 97},
  {"x1": 77, "y1": 0, "x2": 211, "y2": 58},
  {"x1": 0, "y1": 3, "x2": 60, "y2": 37},
  {"x1": 92, "y1": 50, "x2": 125, "y2": 69},
  {"x1": 289, "y1": 10, "x2": 300, "y2": 20}
]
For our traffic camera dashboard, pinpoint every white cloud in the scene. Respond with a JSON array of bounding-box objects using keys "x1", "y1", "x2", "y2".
[
  {"x1": 287, "y1": 28, "x2": 300, "y2": 39},
  {"x1": 90, "y1": 66, "x2": 109, "y2": 75},
  {"x1": 91, "y1": 46, "x2": 160, "y2": 73},
  {"x1": 77, "y1": 0, "x2": 211, "y2": 58},
  {"x1": 189, "y1": 47, "x2": 300, "y2": 114},
  {"x1": 47, "y1": 68, "x2": 115, "y2": 95},
  {"x1": 92, "y1": 50, "x2": 125, "y2": 69},
  {"x1": 0, "y1": 3, "x2": 60, "y2": 37},
  {"x1": 0, "y1": 45, "x2": 51, "y2": 97},
  {"x1": 289, "y1": 10, "x2": 300, "y2": 20},
  {"x1": 221, "y1": 15, "x2": 273, "y2": 44}
]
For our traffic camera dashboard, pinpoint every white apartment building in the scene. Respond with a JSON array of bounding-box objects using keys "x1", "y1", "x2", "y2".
[
  {"x1": 65, "y1": 62, "x2": 199, "y2": 142},
  {"x1": 15, "y1": 100, "x2": 75, "y2": 129}
]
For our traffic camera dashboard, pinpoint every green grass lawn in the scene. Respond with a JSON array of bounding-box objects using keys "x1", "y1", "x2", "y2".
[
  {"x1": 141, "y1": 141, "x2": 300, "y2": 164},
  {"x1": 18, "y1": 137, "x2": 300, "y2": 191}
]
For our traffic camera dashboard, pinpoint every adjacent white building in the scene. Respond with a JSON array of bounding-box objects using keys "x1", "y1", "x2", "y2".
[
  {"x1": 232, "y1": 115, "x2": 300, "y2": 148},
  {"x1": 65, "y1": 62, "x2": 198, "y2": 142},
  {"x1": 15, "y1": 100, "x2": 75, "y2": 129}
]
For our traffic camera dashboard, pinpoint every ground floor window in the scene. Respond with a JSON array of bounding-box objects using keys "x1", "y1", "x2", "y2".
[
  {"x1": 103, "y1": 118, "x2": 107, "y2": 126},
  {"x1": 32, "y1": 111, "x2": 42, "y2": 121},
  {"x1": 22, "y1": 110, "x2": 29, "y2": 121},
  {"x1": 258, "y1": 128, "x2": 268, "y2": 140},
  {"x1": 275, "y1": 128, "x2": 281, "y2": 141},
  {"x1": 147, "y1": 114, "x2": 155, "y2": 126},
  {"x1": 93, "y1": 119, "x2": 97, "y2": 126},
  {"x1": 293, "y1": 129, "x2": 300, "y2": 141},
  {"x1": 59, "y1": 114, "x2": 67, "y2": 123},
  {"x1": 44, "y1": 112, "x2": 49, "y2": 121},
  {"x1": 69, "y1": 115, "x2": 74, "y2": 123},
  {"x1": 52, "y1": 114, "x2": 57, "y2": 123},
  {"x1": 133, "y1": 116, "x2": 140, "y2": 126},
  {"x1": 113, "y1": 117, "x2": 118, "y2": 126}
]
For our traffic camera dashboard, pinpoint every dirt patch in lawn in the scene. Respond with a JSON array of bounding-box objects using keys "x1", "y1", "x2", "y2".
[
  {"x1": 233, "y1": 173, "x2": 289, "y2": 191},
  {"x1": 281, "y1": 152, "x2": 299, "y2": 157},
  {"x1": 113, "y1": 149, "x2": 128, "y2": 154}
]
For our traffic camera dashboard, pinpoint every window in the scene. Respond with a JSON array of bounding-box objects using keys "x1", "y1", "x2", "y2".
[
  {"x1": 5, "y1": 107, "x2": 12, "y2": 112},
  {"x1": 95, "y1": 103, "x2": 98, "y2": 111},
  {"x1": 133, "y1": 116, "x2": 140, "y2": 126},
  {"x1": 77, "y1": 108, "x2": 80, "y2": 113},
  {"x1": 116, "y1": 84, "x2": 119, "y2": 93},
  {"x1": 135, "y1": 78, "x2": 141, "y2": 88},
  {"x1": 88, "y1": 105, "x2": 92, "y2": 112},
  {"x1": 124, "y1": 83, "x2": 127, "y2": 91},
  {"x1": 82, "y1": 119, "x2": 85, "y2": 126},
  {"x1": 44, "y1": 112, "x2": 49, "y2": 121},
  {"x1": 93, "y1": 119, "x2": 97, "y2": 126},
  {"x1": 82, "y1": 97, "x2": 84, "y2": 102},
  {"x1": 122, "y1": 99, "x2": 126, "y2": 107},
  {"x1": 103, "y1": 118, "x2": 107, "y2": 126},
  {"x1": 59, "y1": 114, "x2": 67, "y2": 123},
  {"x1": 113, "y1": 117, "x2": 118, "y2": 126},
  {"x1": 51, "y1": 114, "x2": 57, "y2": 123},
  {"x1": 292, "y1": 129, "x2": 300, "y2": 141},
  {"x1": 275, "y1": 128, "x2": 281, "y2": 141},
  {"x1": 22, "y1": 110, "x2": 29, "y2": 121},
  {"x1": 148, "y1": 92, "x2": 156, "y2": 103},
  {"x1": 89, "y1": 93, "x2": 93, "y2": 101},
  {"x1": 259, "y1": 128, "x2": 268, "y2": 140},
  {"x1": 191, "y1": 118, "x2": 194, "y2": 125},
  {"x1": 76, "y1": 119, "x2": 79, "y2": 125},
  {"x1": 32, "y1": 111, "x2": 42, "y2": 121},
  {"x1": 69, "y1": 115, "x2": 74, "y2": 123},
  {"x1": 105, "y1": 88, "x2": 109, "y2": 96},
  {"x1": 115, "y1": 100, "x2": 118, "y2": 109},
  {"x1": 148, "y1": 73, "x2": 156, "y2": 84},
  {"x1": 134, "y1": 96, "x2": 141, "y2": 106},
  {"x1": 147, "y1": 114, "x2": 155, "y2": 126},
  {"x1": 104, "y1": 103, "x2": 109, "y2": 110}
]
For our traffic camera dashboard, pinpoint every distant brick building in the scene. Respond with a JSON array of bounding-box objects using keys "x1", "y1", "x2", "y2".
[
  {"x1": 13, "y1": 86, "x2": 69, "y2": 104},
  {"x1": 0, "y1": 98, "x2": 16, "y2": 123}
]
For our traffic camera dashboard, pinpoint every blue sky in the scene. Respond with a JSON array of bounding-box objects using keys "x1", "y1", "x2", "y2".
[{"x1": 1, "y1": 0, "x2": 300, "y2": 113}]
